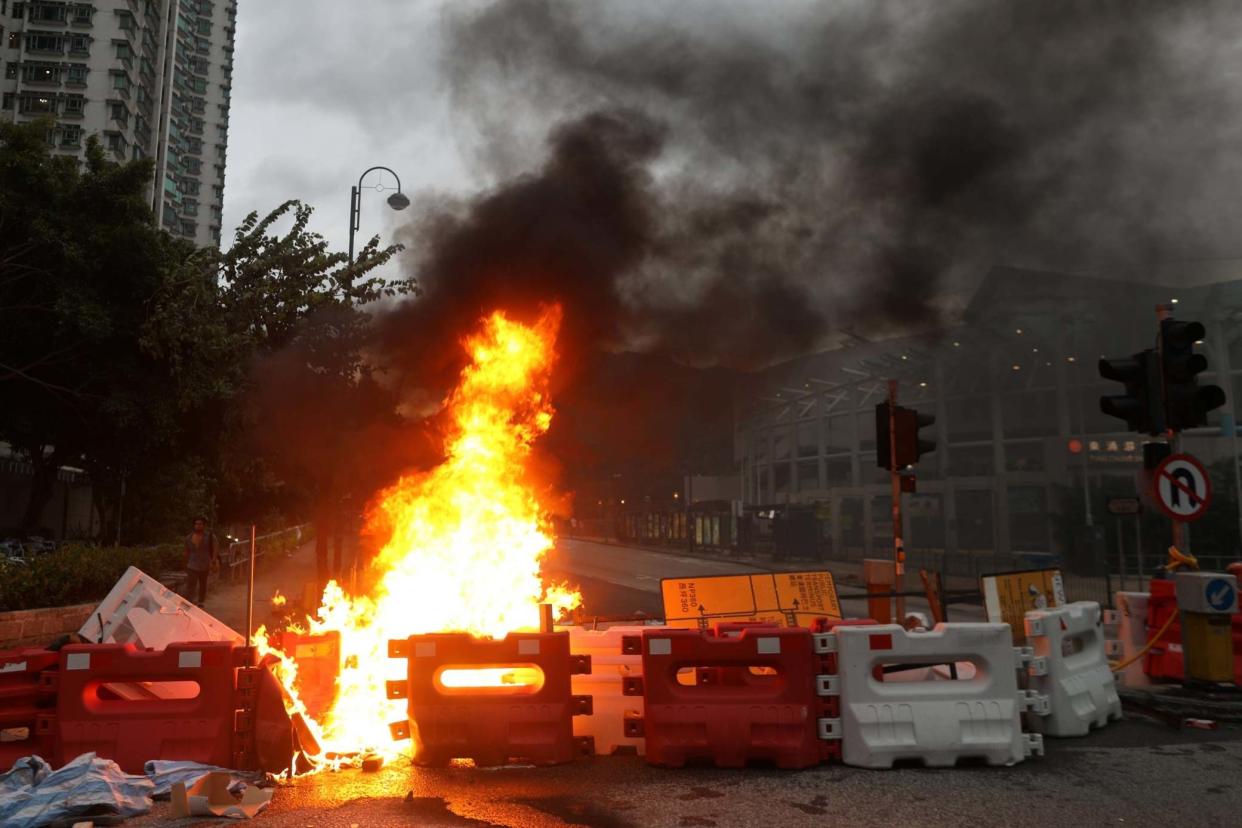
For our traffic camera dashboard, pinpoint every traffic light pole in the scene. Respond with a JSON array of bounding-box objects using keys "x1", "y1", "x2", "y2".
[
  {"x1": 1156, "y1": 303, "x2": 1186, "y2": 555},
  {"x1": 888, "y1": 380, "x2": 905, "y2": 623}
]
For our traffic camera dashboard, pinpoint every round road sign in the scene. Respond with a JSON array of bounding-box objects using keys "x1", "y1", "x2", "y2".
[{"x1": 1151, "y1": 453, "x2": 1212, "y2": 522}]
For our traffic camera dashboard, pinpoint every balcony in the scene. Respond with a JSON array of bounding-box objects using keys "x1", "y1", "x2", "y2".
[{"x1": 22, "y1": 64, "x2": 63, "y2": 86}]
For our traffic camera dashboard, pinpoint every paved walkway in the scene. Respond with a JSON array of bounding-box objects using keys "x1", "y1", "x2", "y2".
[{"x1": 199, "y1": 538, "x2": 343, "y2": 637}]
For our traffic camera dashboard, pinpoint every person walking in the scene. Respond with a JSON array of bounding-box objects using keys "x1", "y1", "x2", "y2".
[{"x1": 184, "y1": 515, "x2": 219, "y2": 605}]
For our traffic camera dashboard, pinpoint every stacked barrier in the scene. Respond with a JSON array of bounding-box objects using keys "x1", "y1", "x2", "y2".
[
  {"x1": 1024, "y1": 602, "x2": 1122, "y2": 737},
  {"x1": 566, "y1": 626, "x2": 648, "y2": 755},
  {"x1": 1104, "y1": 592, "x2": 1152, "y2": 688},
  {"x1": 0, "y1": 647, "x2": 59, "y2": 767},
  {"x1": 1143, "y1": 578, "x2": 1242, "y2": 684},
  {"x1": 40, "y1": 641, "x2": 256, "y2": 773},
  {"x1": 832, "y1": 623, "x2": 1045, "y2": 768},
  {"x1": 387, "y1": 631, "x2": 593, "y2": 766},
  {"x1": 620, "y1": 626, "x2": 834, "y2": 768}
]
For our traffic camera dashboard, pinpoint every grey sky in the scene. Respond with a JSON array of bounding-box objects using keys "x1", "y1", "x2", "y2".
[{"x1": 222, "y1": 1, "x2": 474, "y2": 265}]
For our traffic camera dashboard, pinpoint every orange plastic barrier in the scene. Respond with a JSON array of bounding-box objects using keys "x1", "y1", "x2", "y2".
[
  {"x1": 387, "y1": 631, "x2": 593, "y2": 766},
  {"x1": 621, "y1": 626, "x2": 833, "y2": 768},
  {"x1": 0, "y1": 647, "x2": 59, "y2": 766},
  {"x1": 40, "y1": 642, "x2": 255, "y2": 772},
  {"x1": 280, "y1": 629, "x2": 340, "y2": 720}
]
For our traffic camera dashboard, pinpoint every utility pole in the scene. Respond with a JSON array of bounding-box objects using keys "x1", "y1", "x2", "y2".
[{"x1": 887, "y1": 381, "x2": 905, "y2": 622}]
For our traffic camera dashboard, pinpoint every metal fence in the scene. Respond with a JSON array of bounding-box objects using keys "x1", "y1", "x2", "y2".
[{"x1": 221, "y1": 524, "x2": 311, "y2": 582}]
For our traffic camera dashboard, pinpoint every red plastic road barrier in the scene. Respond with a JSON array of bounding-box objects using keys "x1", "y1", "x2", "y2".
[
  {"x1": 387, "y1": 631, "x2": 593, "y2": 766},
  {"x1": 622, "y1": 627, "x2": 828, "y2": 769},
  {"x1": 0, "y1": 648, "x2": 59, "y2": 767},
  {"x1": 280, "y1": 629, "x2": 340, "y2": 721},
  {"x1": 40, "y1": 642, "x2": 254, "y2": 772},
  {"x1": 1144, "y1": 578, "x2": 1242, "y2": 684}
]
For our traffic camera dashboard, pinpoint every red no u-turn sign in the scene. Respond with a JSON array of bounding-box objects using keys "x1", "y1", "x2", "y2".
[{"x1": 1151, "y1": 453, "x2": 1212, "y2": 522}]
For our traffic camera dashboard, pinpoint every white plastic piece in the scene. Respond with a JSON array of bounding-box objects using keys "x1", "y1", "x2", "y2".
[
  {"x1": 1023, "y1": 601, "x2": 1123, "y2": 737},
  {"x1": 518, "y1": 639, "x2": 541, "y2": 655},
  {"x1": 565, "y1": 626, "x2": 649, "y2": 756},
  {"x1": 817, "y1": 717, "x2": 842, "y2": 740},
  {"x1": 835, "y1": 623, "x2": 1035, "y2": 768},
  {"x1": 66, "y1": 653, "x2": 91, "y2": 671},
  {"x1": 756, "y1": 637, "x2": 781, "y2": 655},
  {"x1": 78, "y1": 566, "x2": 243, "y2": 649},
  {"x1": 1025, "y1": 733, "x2": 1045, "y2": 757},
  {"x1": 1110, "y1": 592, "x2": 1151, "y2": 688},
  {"x1": 648, "y1": 638, "x2": 671, "y2": 656},
  {"x1": 816, "y1": 674, "x2": 840, "y2": 696},
  {"x1": 177, "y1": 650, "x2": 202, "y2": 669},
  {"x1": 812, "y1": 632, "x2": 838, "y2": 655}
]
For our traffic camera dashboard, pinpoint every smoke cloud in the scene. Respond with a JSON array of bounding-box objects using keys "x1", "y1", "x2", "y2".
[{"x1": 376, "y1": 0, "x2": 1242, "y2": 375}]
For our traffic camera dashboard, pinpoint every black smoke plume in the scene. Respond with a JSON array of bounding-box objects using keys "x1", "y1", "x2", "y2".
[{"x1": 377, "y1": 0, "x2": 1242, "y2": 376}]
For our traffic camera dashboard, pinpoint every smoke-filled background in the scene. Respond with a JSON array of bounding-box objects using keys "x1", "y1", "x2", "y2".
[
  {"x1": 224, "y1": 0, "x2": 1242, "y2": 519},
  {"x1": 373, "y1": 0, "x2": 1242, "y2": 380}
]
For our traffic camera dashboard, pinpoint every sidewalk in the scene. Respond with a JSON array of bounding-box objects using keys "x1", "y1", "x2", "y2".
[{"x1": 199, "y1": 538, "x2": 336, "y2": 636}]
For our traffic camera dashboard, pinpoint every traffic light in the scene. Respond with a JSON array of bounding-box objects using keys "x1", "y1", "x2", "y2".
[
  {"x1": 1099, "y1": 349, "x2": 1162, "y2": 435},
  {"x1": 876, "y1": 403, "x2": 937, "y2": 470},
  {"x1": 1160, "y1": 319, "x2": 1226, "y2": 430}
]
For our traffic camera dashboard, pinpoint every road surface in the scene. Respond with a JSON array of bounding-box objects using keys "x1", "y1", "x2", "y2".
[{"x1": 545, "y1": 537, "x2": 982, "y2": 622}]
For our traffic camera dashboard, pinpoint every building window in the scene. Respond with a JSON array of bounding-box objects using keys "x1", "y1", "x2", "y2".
[
  {"x1": 18, "y1": 93, "x2": 56, "y2": 114},
  {"x1": 1007, "y1": 487, "x2": 1049, "y2": 551},
  {"x1": 68, "y1": 34, "x2": 89, "y2": 55},
  {"x1": 30, "y1": 2, "x2": 67, "y2": 23},
  {"x1": 60, "y1": 124, "x2": 82, "y2": 147},
  {"x1": 25, "y1": 32, "x2": 64, "y2": 53},
  {"x1": 7, "y1": 32, "x2": 19, "y2": 49},
  {"x1": 22, "y1": 62, "x2": 59, "y2": 83},
  {"x1": 4, "y1": 63, "x2": 16, "y2": 80},
  {"x1": 796, "y1": 460, "x2": 820, "y2": 493},
  {"x1": 108, "y1": 100, "x2": 127, "y2": 123},
  {"x1": 1, "y1": 93, "x2": 14, "y2": 111},
  {"x1": 66, "y1": 64, "x2": 87, "y2": 85},
  {"x1": 62, "y1": 94, "x2": 85, "y2": 115},
  {"x1": 114, "y1": 42, "x2": 131, "y2": 60},
  {"x1": 956, "y1": 489, "x2": 995, "y2": 551},
  {"x1": 71, "y1": 3, "x2": 93, "y2": 25}
]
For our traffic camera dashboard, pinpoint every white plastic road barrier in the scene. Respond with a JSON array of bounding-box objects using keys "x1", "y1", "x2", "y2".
[
  {"x1": 1024, "y1": 602, "x2": 1123, "y2": 737},
  {"x1": 565, "y1": 625, "x2": 649, "y2": 755},
  {"x1": 1104, "y1": 592, "x2": 1152, "y2": 689},
  {"x1": 80, "y1": 565, "x2": 243, "y2": 649},
  {"x1": 834, "y1": 623, "x2": 1044, "y2": 769}
]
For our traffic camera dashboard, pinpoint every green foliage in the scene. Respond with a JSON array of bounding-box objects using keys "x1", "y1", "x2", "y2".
[
  {"x1": 0, "y1": 543, "x2": 183, "y2": 612},
  {"x1": 0, "y1": 119, "x2": 412, "y2": 541}
]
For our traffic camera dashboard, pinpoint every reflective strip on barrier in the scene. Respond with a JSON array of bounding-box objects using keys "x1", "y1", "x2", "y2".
[
  {"x1": 835, "y1": 623, "x2": 1042, "y2": 769},
  {"x1": 387, "y1": 631, "x2": 593, "y2": 766},
  {"x1": 1024, "y1": 602, "x2": 1122, "y2": 738}
]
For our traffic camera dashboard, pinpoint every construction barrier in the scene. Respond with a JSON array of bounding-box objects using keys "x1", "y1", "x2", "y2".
[
  {"x1": 621, "y1": 626, "x2": 835, "y2": 769},
  {"x1": 0, "y1": 647, "x2": 59, "y2": 767},
  {"x1": 832, "y1": 623, "x2": 1045, "y2": 768},
  {"x1": 566, "y1": 626, "x2": 648, "y2": 755},
  {"x1": 1104, "y1": 592, "x2": 1152, "y2": 688},
  {"x1": 279, "y1": 630, "x2": 340, "y2": 721},
  {"x1": 387, "y1": 631, "x2": 593, "y2": 766},
  {"x1": 1024, "y1": 602, "x2": 1122, "y2": 737},
  {"x1": 1142, "y1": 578, "x2": 1242, "y2": 685},
  {"x1": 40, "y1": 641, "x2": 257, "y2": 773}
]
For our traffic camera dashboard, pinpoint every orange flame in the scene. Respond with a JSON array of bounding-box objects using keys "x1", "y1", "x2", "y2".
[{"x1": 257, "y1": 305, "x2": 579, "y2": 765}]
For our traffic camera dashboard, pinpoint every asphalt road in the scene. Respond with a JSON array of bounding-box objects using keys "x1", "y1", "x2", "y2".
[
  {"x1": 127, "y1": 539, "x2": 1242, "y2": 826},
  {"x1": 132, "y1": 718, "x2": 1242, "y2": 827},
  {"x1": 545, "y1": 537, "x2": 984, "y2": 622}
]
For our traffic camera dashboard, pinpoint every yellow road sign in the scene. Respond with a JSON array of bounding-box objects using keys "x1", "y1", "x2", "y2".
[
  {"x1": 981, "y1": 568, "x2": 1066, "y2": 645},
  {"x1": 661, "y1": 570, "x2": 842, "y2": 629}
]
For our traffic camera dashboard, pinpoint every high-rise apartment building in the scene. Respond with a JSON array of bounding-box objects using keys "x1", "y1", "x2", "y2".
[{"x1": 0, "y1": 0, "x2": 236, "y2": 247}]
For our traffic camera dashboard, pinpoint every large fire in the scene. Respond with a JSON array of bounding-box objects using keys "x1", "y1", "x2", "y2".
[{"x1": 256, "y1": 304, "x2": 580, "y2": 765}]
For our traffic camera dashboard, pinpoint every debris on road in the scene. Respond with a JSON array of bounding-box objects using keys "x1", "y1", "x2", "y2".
[
  {"x1": 0, "y1": 753, "x2": 152, "y2": 828},
  {"x1": 79, "y1": 566, "x2": 243, "y2": 650},
  {"x1": 170, "y1": 772, "x2": 272, "y2": 820}
]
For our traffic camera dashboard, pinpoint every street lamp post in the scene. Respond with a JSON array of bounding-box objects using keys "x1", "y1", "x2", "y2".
[{"x1": 348, "y1": 165, "x2": 410, "y2": 266}]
